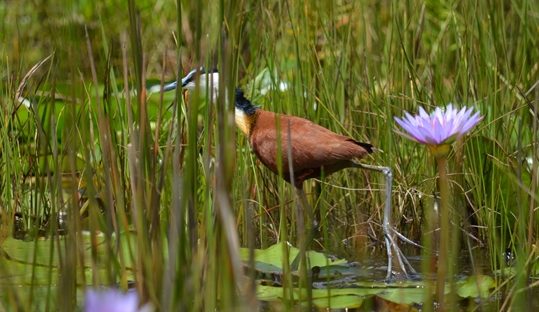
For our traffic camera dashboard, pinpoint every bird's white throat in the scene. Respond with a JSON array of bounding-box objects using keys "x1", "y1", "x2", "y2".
[{"x1": 235, "y1": 107, "x2": 252, "y2": 135}]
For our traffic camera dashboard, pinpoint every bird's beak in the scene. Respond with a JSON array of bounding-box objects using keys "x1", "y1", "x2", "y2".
[
  {"x1": 159, "y1": 76, "x2": 191, "y2": 92},
  {"x1": 181, "y1": 74, "x2": 193, "y2": 88},
  {"x1": 161, "y1": 67, "x2": 203, "y2": 92},
  {"x1": 161, "y1": 81, "x2": 178, "y2": 92},
  {"x1": 181, "y1": 66, "x2": 206, "y2": 89}
]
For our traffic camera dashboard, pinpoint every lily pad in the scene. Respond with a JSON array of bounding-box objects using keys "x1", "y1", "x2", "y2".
[
  {"x1": 240, "y1": 241, "x2": 346, "y2": 271},
  {"x1": 311, "y1": 295, "x2": 364, "y2": 309},
  {"x1": 377, "y1": 287, "x2": 427, "y2": 305},
  {"x1": 256, "y1": 283, "x2": 428, "y2": 309},
  {"x1": 457, "y1": 275, "x2": 495, "y2": 299}
]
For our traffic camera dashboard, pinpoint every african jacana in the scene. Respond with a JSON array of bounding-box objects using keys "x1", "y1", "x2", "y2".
[{"x1": 169, "y1": 67, "x2": 416, "y2": 279}]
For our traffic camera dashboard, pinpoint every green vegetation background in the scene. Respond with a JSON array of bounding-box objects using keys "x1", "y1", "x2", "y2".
[{"x1": 0, "y1": 0, "x2": 537, "y2": 310}]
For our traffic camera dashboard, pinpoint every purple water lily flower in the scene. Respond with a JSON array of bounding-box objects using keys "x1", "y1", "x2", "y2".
[
  {"x1": 394, "y1": 104, "x2": 482, "y2": 146},
  {"x1": 85, "y1": 288, "x2": 150, "y2": 312}
]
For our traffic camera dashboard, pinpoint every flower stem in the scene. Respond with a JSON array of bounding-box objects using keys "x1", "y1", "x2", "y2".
[{"x1": 436, "y1": 156, "x2": 450, "y2": 309}]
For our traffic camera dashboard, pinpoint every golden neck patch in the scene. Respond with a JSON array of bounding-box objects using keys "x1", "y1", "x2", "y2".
[{"x1": 235, "y1": 108, "x2": 256, "y2": 135}]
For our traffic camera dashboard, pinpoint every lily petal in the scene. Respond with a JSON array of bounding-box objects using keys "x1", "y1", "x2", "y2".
[{"x1": 395, "y1": 105, "x2": 482, "y2": 146}]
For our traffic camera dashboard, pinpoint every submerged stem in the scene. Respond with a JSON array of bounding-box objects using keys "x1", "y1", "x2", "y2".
[{"x1": 436, "y1": 156, "x2": 451, "y2": 309}]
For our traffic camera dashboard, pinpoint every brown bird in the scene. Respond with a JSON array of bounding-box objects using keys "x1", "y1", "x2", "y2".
[
  {"x1": 168, "y1": 68, "x2": 416, "y2": 279},
  {"x1": 234, "y1": 89, "x2": 373, "y2": 188}
]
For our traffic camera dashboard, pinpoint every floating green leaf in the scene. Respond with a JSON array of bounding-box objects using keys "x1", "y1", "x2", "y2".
[
  {"x1": 457, "y1": 275, "x2": 495, "y2": 299},
  {"x1": 377, "y1": 287, "x2": 426, "y2": 305},
  {"x1": 240, "y1": 241, "x2": 346, "y2": 271}
]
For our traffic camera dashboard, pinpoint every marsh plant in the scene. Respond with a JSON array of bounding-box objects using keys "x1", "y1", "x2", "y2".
[
  {"x1": 0, "y1": 0, "x2": 538, "y2": 311},
  {"x1": 395, "y1": 105, "x2": 483, "y2": 309}
]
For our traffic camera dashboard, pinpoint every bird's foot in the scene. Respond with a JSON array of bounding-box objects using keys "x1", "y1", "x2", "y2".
[{"x1": 384, "y1": 227, "x2": 418, "y2": 281}]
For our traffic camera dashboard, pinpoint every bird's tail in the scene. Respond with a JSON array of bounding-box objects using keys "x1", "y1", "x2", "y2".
[
  {"x1": 349, "y1": 140, "x2": 374, "y2": 154},
  {"x1": 359, "y1": 142, "x2": 374, "y2": 153}
]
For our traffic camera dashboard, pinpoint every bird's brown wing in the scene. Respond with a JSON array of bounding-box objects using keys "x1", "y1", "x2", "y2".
[{"x1": 250, "y1": 111, "x2": 371, "y2": 174}]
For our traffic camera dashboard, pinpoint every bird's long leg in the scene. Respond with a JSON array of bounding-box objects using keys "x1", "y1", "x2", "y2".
[{"x1": 354, "y1": 163, "x2": 417, "y2": 280}]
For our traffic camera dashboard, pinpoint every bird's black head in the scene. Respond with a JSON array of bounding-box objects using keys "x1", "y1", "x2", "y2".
[{"x1": 235, "y1": 88, "x2": 258, "y2": 116}]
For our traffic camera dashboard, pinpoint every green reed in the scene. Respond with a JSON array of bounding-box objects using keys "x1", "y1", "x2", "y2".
[{"x1": 0, "y1": 0, "x2": 538, "y2": 311}]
